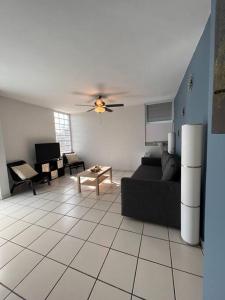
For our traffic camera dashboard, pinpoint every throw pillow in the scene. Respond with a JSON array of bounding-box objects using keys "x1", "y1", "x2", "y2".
[
  {"x1": 144, "y1": 145, "x2": 161, "y2": 158},
  {"x1": 12, "y1": 164, "x2": 38, "y2": 180},
  {"x1": 161, "y1": 151, "x2": 170, "y2": 172},
  {"x1": 66, "y1": 153, "x2": 79, "y2": 164},
  {"x1": 161, "y1": 157, "x2": 179, "y2": 181}
]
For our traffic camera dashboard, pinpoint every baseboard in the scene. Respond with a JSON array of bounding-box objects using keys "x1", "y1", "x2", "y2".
[
  {"x1": 200, "y1": 239, "x2": 204, "y2": 254},
  {"x1": 0, "y1": 193, "x2": 11, "y2": 200}
]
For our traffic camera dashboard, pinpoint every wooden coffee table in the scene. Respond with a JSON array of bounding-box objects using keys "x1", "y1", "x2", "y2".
[{"x1": 77, "y1": 166, "x2": 112, "y2": 195}]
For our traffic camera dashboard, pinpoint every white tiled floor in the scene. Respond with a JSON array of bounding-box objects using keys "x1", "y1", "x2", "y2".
[
  {"x1": 47, "y1": 235, "x2": 84, "y2": 265},
  {"x1": 88, "y1": 224, "x2": 117, "y2": 247},
  {"x1": 0, "y1": 249, "x2": 42, "y2": 289},
  {"x1": 139, "y1": 235, "x2": 171, "y2": 267},
  {"x1": 0, "y1": 170, "x2": 203, "y2": 299},
  {"x1": 28, "y1": 230, "x2": 64, "y2": 256},
  {"x1": 71, "y1": 241, "x2": 108, "y2": 277},
  {"x1": 133, "y1": 259, "x2": 174, "y2": 300},
  {"x1": 99, "y1": 249, "x2": 137, "y2": 292},
  {"x1": 0, "y1": 284, "x2": 11, "y2": 299},
  {"x1": 112, "y1": 229, "x2": 141, "y2": 256}
]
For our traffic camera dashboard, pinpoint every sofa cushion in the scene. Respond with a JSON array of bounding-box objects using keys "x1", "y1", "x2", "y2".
[
  {"x1": 132, "y1": 165, "x2": 162, "y2": 181},
  {"x1": 141, "y1": 157, "x2": 161, "y2": 166},
  {"x1": 161, "y1": 157, "x2": 180, "y2": 181},
  {"x1": 161, "y1": 151, "x2": 170, "y2": 172}
]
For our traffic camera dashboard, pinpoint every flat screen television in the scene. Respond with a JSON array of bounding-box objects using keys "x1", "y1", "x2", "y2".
[{"x1": 35, "y1": 143, "x2": 60, "y2": 163}]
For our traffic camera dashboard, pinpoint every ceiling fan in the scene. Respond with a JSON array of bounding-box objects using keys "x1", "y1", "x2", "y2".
[{"x1": 74, "y1": 94, "x2": 125, "y2": 113}]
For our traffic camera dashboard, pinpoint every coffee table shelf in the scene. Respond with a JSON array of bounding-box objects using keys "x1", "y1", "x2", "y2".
[{"x1": 77, "y1": 166, "x2": 112, "y2": 195}]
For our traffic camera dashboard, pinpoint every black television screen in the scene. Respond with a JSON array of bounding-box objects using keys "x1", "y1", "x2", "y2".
[{"x1": 35, "y1": 143, "x2": 60, "y2": 162}]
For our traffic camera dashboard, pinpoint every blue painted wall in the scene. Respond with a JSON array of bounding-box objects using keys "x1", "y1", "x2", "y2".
[
  {"x1": 204, "y1": 0, "x2": 225, "y2": 298},
  {"x1": 174, "y1": 1, "x2": 225, "y2": 296},
  {"x1": 174, "y1": 18, "x2": 211, "y2": 239},
  {"x1": 174, "y1": 19, "x2": 210, "y2": 154}
]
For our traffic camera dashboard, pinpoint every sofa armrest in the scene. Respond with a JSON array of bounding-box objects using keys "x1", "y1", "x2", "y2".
[{"x1": 141, "y1": 157, "x2": 161, "y2": 166}]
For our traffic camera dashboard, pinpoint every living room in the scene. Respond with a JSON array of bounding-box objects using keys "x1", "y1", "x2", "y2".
[{"x1": 0, "y1": 0, "x2": 225, "y2": 299}]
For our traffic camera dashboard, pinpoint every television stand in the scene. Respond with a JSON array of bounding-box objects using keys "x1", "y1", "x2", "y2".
[{"x1": 35, "y1": 158, "x2": 65, "y2": 181}]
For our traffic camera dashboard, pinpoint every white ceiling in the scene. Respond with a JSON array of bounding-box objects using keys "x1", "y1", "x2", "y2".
[{"x1": 0, "y1": 0, "x2": 210, "y2": 113}]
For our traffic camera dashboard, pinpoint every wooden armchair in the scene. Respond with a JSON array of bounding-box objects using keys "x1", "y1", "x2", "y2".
[
  {"x1": 63, "y1": 153, "x2": 85, "y2": 175},
  {"x1": 7, "y1": 160, "x2": 50, "y2": 196}
]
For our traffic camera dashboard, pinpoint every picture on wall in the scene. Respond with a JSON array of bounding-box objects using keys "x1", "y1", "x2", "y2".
[{"x1": 212, "y1": 0, "x2": 225, "y2": 133}]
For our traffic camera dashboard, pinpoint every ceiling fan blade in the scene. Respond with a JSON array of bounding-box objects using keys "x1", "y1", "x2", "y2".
[
  {"x1": 104, "y1": 92, "x2": 127, "y2": 97},
  {"x1": 106, "y1": 104, "x2": 124, "y2": 107},
  {"x1": 87, "y1": 97, "x2": 97, "y2": 103},
  {"x1": 74, "y1": 104, "x2": 94, "y2": 107},
  {"x1": 86, "y1": 108, "x2": 95, "y2": 112},
  {"x1": 72, "y1": 91, "x2": 93, "y2": 96},
  {"x1": 105, "y1": 108, "x2": 113, "y2": 112}
]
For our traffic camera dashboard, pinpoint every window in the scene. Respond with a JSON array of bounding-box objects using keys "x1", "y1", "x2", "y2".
[
  {"x1": 146, "y1": 102, "x2": 172, "y2": 122},
  {"x1": 145, "y1": 101, "x2": 173, "y2": 144},
  {"x1": 54, "y1": 112, "x2": 72, "y2": 154}
]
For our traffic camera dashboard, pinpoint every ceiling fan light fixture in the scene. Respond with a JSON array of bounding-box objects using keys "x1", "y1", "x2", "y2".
[
  {"x1": 95, "y1": 106, "x2": 105, "y2": 113},
  {"x1": 95, "y1": 99, "x2": 105, "y2": 106}
]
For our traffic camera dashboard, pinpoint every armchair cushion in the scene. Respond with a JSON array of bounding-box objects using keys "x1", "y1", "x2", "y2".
[
  {"x1": 65, "y1": 153, "x2": 79, "y2": 164},
  {"x1": 11, "y1": 163, "x2": 38, "y2": 180}
]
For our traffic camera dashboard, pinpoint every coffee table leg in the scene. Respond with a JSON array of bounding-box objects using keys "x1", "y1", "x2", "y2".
[
  {"x1": 77, "y1": 176, "x2": 81, "y2": 193},
  {"x1": 96, "y1": 177, "x2": 99, "y2": 195},
  {"x1": 109, "y1": 168, "x2": 112, "y2": 183}
]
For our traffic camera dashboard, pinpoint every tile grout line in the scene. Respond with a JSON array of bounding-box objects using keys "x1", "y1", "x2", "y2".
[
  {"x1": 0, "y1": 190, "x2": 119, "y2": 226},
  {"x1": 1, "y1": 245, "x2": 140, "y2": 299},
  {"x1": 0, "y1": 191, "x2": 103, "y2": 248},
  {"x1": 44, "y1": 238, "x2": 90, "y2": 299},
  {"x1": 130, "y1": 220, "x2": 144, "y2": 299},
  {"x1": 1, "y1": 202, "x2": 198, "y2": 248},
  {"x1": 86, "y1": 214, "x2": 125, "y2": 300},
  {"x1": 0, "y1": 203, "x2": 204, "y2": 296},
  {"x1": 0, "y1": 202, "x2": 203, "y2": 280},
  {"x1": 44, "y1": 201, "x2": 111, "y2": 300},
  {"x1": 0, "y1": 175, "x2": 203, "y2": 300},
  {"x1": 168, "y1": 227, "x2": 177, "y2": 300},
  {"x1": 0, "y1": 189, "x2": 119, "y2": 254},
  {"x1": 0, "y1": 207, "x2": 201, "y2": 249},
  {"x1": 0, "y1": 222, "x2": 67, "y2": 299},
  {"x1": 0, "y1": 282, "x2": 25, "y2": 300},
  {"x1": 0, "y1": 206, "x2": 81, "y2": 299},
  {"x1": 1, "y1": 193, "x2": 124, "y2": 238},
  {"x1": 1, "y1": 196, "x2": 200, "y2": 249},
  {"x1": 0, "y1": 231, "x2": 204, "y2": 280},
  {"x1": 9, "y1": 229, "x2": 68, "y2": 298},
  {"x1": 0, "y1": 282, "x2": 24, "y2": 300}
]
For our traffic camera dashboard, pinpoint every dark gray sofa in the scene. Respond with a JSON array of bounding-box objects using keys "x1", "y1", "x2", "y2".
[{"x1": 121, "y1": 151, "x2": 181, "y2": 228}]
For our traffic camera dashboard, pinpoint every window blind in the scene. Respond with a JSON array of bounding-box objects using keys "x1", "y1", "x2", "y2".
[{"x1": 146, "y1": 102, "x2": 172, "y2": 122}]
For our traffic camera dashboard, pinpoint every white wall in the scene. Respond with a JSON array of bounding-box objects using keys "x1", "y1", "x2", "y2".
[
  {"x1": 146, "y1": 121, "x2": 173, "y2": 143},
  {"x1": 0, "y1": 120, "x2": 10, "y2": 199},
  {"x1": 71, "y1": 105, "x2": 146, "y2": 171},
  {"x1": 0, "y1": 97, "x2": 56, "y2": 165}
]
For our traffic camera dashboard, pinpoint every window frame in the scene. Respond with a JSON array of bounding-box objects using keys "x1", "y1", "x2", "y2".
[
  {"x1": 145, "y1": 101, "x2": 173, "y2": 123},
  {"x1": 145, "y1": 100, "x2": 174, "y2": 145},
  {"x1": 54, "y1": 111, "x2": 72, "y2": 155}
]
